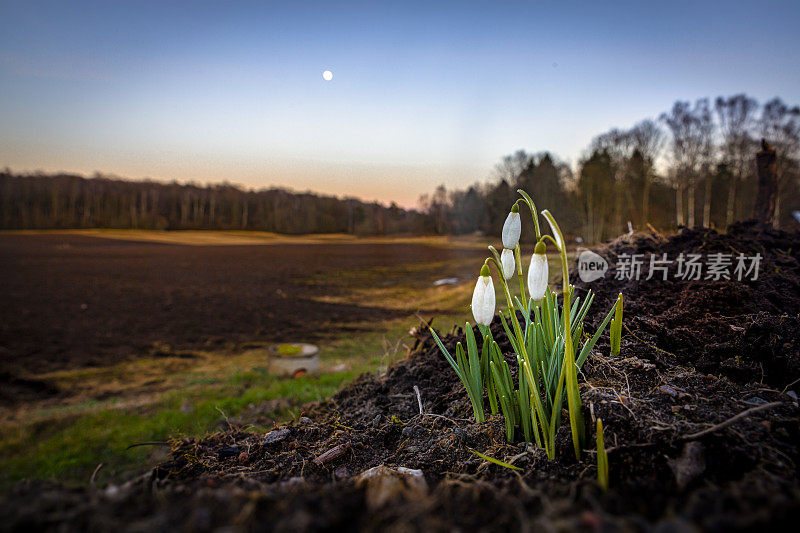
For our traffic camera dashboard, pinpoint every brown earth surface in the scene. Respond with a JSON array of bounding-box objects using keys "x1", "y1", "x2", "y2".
[
  {"x1": 0, "y1": 233, "x2": 485, "y2": 404},
  {"x1": 2, "y1": 223, "x2": 800, "y2": 531},
  {"x1": 572, "y1": 220, "x2": 800, "y2": 388}
]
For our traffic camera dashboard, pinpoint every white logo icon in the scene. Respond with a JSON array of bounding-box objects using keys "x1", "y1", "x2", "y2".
[{"x1": 578, "y1": 250, "x2": 608, "y2": 283}]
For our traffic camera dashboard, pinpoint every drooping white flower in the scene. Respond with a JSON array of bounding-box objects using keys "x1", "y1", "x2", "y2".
[
  {"x1": 501, "y1": 248, "x2": 515, "y2": 280},
  {"x1": 471, "y1": 263, "x2": 496, "y2": 326},
  {"x1": 527, "y1": 241, "x2": 549, "y2": 300},
  {"x1": 501, "y1": 204, "x2": 521, "y2": 249}
]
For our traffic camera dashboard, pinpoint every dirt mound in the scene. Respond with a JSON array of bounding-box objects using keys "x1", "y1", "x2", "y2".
[
  {"x1": 2, "y1": 225, "x2": 800, "y2": 531},
  {"x1": 573, "y1": 221, "x2": 800, "y2": 387}
]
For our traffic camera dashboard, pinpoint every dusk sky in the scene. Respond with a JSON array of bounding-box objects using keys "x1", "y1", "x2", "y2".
[{"x1": 2, "y1": 1, "x2": 799, "y2": 208}]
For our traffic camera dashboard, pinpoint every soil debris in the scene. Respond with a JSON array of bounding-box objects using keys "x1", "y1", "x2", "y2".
[
  {"x1": 2, "y1": 223, "x2": 800, "y2": 531},
  {"x1": 355, "y1": 465, "x2": 428, "y2": 509},
  {"x1": 574, "y1": 221, "x2": 800, "y2": 387}
]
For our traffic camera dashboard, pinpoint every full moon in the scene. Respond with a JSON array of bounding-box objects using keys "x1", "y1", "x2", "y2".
[{"x1": 322, "y1": 70, "x2": 333, "y2": 81}]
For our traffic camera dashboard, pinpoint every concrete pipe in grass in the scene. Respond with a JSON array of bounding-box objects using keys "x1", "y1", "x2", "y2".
[{"x1": 267, "y1": 343, "x2": 320, "y2": 378}]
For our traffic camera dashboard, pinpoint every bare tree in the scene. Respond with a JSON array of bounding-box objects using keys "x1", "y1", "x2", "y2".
[
  {"x1": 660, "y1": 100, "x2": 709, "y2": 227},
  {"x1": 759, "y1": 98, "x2": 800, "y2": 226},
  {"x1": 715, "y1": 94, "x2": 758, "y2": 226},
  {"x1": 577, "y1": 150, "x2": 616, "y2": 242},
  {"x1": 660, "y1": 102, "x2": 690, "y2": 226},
  {"x1": 629, "y1": 119, "x2": 664, "y2": 224},
  {"x1": 494, "y1": 150, "x2": 531, "y2": 184},
  {"x1": 1, "y1": 171, "x2": 429, "y2": 234},
  {"x1": 694, "y1": 99, "x2": 715, "y2": 227},
  {"x1": 590, "y1": 128, "x2": 633, "y2": 233}
]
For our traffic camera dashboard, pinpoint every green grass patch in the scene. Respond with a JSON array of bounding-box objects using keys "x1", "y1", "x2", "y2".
[{"x1": 0, "y1": 313, "x2": 467, "y2": 490}]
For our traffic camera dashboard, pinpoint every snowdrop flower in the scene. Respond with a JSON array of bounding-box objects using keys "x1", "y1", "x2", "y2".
[
  {"x1": 471, "y1": 263, "x2": 496, "y2": 326},
  {"x1": 527, "y1": 241, "x2": 548, "y2": 301},
  {"x1": 501, "y1": 248, "x2": 515, "y2": 280},
  {"x1": 501, "y1": 203, "x2": 521, "y2": 249}
]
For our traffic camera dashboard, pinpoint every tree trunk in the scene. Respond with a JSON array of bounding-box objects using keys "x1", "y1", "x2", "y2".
[
  {"x1": 642, "y1": 175, "x2": 651, "y2": 224},
  {"x1": 181, "y1": 195, "x2": 189, "y2": 225},
  {"x1": 83, "y1": 190, "x2": 92, "y2": 224},
  {"x1": 130, "y1": 194, "x2": 137, "y2": 228},
  {"x1": 675, "y1": 186, "x2": 684, "y2": 226},
  {"x1": 624, "y1": 179, "x2": 637, "y2": 227},
  {"x1": 687, "y1": 182, "x2": 696, "y2": 227},
  {"x1": 752, "y1": 141, "x2": 777, "y2": 225},
  {"x1": 725, "y1": 175, "x2": 737, "y2": 226},
  {"x1": 702, "y1": 175, "x2": 712, "y2": 228},
  {"x1": 613, "y1": 174, "x2": 622, "y2": 236}
]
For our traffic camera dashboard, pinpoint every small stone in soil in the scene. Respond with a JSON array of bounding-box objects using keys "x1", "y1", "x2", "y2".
[
  {"x1": 263, "y1": 428, "x2": 291, "y2": 444},
  {"x1": 659, "y1": 385, "x2": 678, "y2": 397},
  {"x1": 218, "y1": 446, "x2": 239, "y2": 460},
  {"x1": 668, "y1": 442, "x2": 706, "y2": 491},
  {"x1": 355, "y1": 465, "x2": 428, "y2": 510}
]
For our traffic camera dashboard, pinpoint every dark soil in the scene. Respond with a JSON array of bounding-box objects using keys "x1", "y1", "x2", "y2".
[
  {"x1": 572, "y1": 220, "x2": 800, "y2": 388},
  {"x1": 0, "y1": 234, "x2": 484, "y2": 378},
  {"x1": 3, "y1": 224, "x2": 800, "y2": 531}
]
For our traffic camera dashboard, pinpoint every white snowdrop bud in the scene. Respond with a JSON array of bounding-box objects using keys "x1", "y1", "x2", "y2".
[
  {"x1": 471, "y1": 263, "x2": 496, "y2": 326},
  {"x1": 501, "y1": 203, "x2": 521, "y2": 249},
  {"x1": 501, "y1": 248, "x2": 515, "y2": 280},
  {"x1": 527, "y1": 241, "x2": 549, "y2": 301}
]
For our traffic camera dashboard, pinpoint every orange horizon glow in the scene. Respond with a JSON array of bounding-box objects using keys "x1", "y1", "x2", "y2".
[{"x1": 1, "y1": 153, "x2": 488, "y2": 211}]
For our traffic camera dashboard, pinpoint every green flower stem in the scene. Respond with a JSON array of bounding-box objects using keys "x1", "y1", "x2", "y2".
[
  {"x1": 541, "y1": 209, "x2": 583, "y2": 460},
  {"x1": 487, "y1": 250, "x2": 551, "y2": 456},
  {"x1": 517, "y1": 190, "x2": 542, "y2": 240},
  {"x1": 514, "y1": 243, "x2": 528, "y2": 314}
]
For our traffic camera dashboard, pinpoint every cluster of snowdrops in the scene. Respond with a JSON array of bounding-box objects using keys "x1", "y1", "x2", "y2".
[{"x1": 430, "y1": 190, "x2": 622, "y2": 489}]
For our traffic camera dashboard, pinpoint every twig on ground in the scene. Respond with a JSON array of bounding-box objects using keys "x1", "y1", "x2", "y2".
[
  {"x1": 646, "y1": 223, "x2": 663, "y2": 238},
  {"x1": 89, "y1": 463, "x2": 104, "y2": 489},
  {"x1": 413, "y1": 385, "x2": 424, "y2": 415},
  {"x1": 413, "y1": 412, "x2": 467, "y2": 425},
  {"x1": 781, "y1": 377, "x2": 800, "y2": 395},
  {"x1": 126, "y1": 441, "x2": 170, "y2": 450},
  {"x1": 216, "y1": 406, "x2": 233, "y2": 430},
  {"x1": 413, "y1": 312, "x2": 434, "y2": 329},
  {"x1": 680, "y1": 401, "x2": 784, "y2": 441},
  {"x1": 605, "y1": 442, "x2": 658, "y2": 454},
  {"x1": 313, "y1": 444, "x2": 349, "y2": 466}
]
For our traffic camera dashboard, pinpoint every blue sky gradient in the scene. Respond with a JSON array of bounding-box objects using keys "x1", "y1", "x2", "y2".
[{"x1": 1, "y1": 1, "x2": 799, "y2": 206}]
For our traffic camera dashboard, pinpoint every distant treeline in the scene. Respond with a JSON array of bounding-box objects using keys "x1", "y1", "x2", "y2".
[
  {"x1": 420, "y1": 94, "x2": 800, "y2": 241},
  {"x1": 0, "y1": 172, "x2": 428, "y2": 235},
  {"x1": 3, "y1": 94, "x2": 798, "y2": 241}
]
